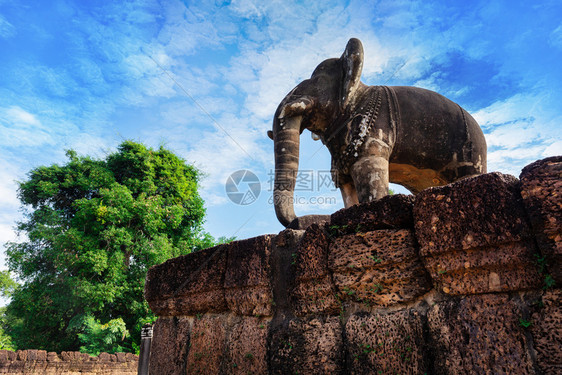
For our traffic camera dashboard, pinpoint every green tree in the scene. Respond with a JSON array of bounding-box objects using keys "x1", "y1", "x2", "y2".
[
  {"x1": 5, "y1": 141, "x2": 220, "y2": 352},
  {"x1": 0, "y1": 270, "x2": 18, "y2": 298},
  {"x1": 0, "y1": 307, "x2": 15, "y2": 351},
  {"x1": 68, "y1": 314, "x2": 129, "y2": 356},
  {"x1": 0, "y1": 271, "x2": 18, "y2": 351}
]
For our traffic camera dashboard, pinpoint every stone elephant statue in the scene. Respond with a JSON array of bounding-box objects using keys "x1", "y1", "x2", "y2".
[{"x1": 268, "y1": 38, "x2": 487, "y2": 227}]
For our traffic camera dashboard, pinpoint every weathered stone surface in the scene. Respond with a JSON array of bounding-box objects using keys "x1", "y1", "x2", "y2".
[
  {"x1": 346, "y1": 310, "x2": 428, "y2": 374},
  {"x1": 0, "y1": 350, "x2": 138, "y2": 374},
  {"x1": 329, "y1": 229, "x2": 431, "y2": 306},
  {"x1": 288, "y1": 214, "x2": 330, "y2": 230},
  {"x1": 520, "y1": 156, "x2": 562, "y2": 284},
  {"x1": 291, "y1": 225, "x2": 339, "y2": 315},
  {"x1": 330, "y1": 194, "x2": 415, "y2": 236},
  {"x1": 423, "y1": 240, "x2": 542, "y2": 295},
  {"x1": 5, "y1": 361, "x2": 25, "y2": 372},
  {"x1": 225, "y1": 317, "x2": 270, "y2": 375},
  {"x1": 187, "y1": 315, "x2": 226, "y2": 375},
  {"x1": 145, "y1": 244, "x2": 227, "y2": 316},
  {"x1": 225, "y1": 284, "x2": 272, "y2": 317},
  {"x1": 46, "y1": 352, "x2": 60, "y2": 362},
  {"x1": 45, "y1": 352, "x2": 58, "y2": 362},
  {"x1": 25, "y1": 350, "x2": 46, "y2": 361},
  {"x1": 270, "y1": 229, "x2": 304, "y2": 317},
  {"x1": 530, "y1": 289, "x2": 562, "y2": 375},
  {"x1": 149, "y1": 316, "x2": 191, "y2": 375},
  {"x1": 269, "y1": 316, "x2": 343, "y2": 374},
  {"x1": 293, "y1": 225, "x2": 330, "y2": 280},
  {"x1": 292, "y1": 276, "x2": 339, "y2": 317},
  {"x1": 414, "y1": 172, "x2": 541, "y2": 294},
  {"x1": 225, "y1": 235, "x2": 275, "y2": 316},
  {"x1": 428, "y1": 294, "x2": 535, "y2": 374},
  {"x1": 415, "y1": 173, "x2": 530, "y2": 253}
]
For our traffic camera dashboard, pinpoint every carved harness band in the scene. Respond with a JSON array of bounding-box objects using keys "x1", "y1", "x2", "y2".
[{"x1": 329, "y1": 86, "x2": 398, "y2": 179}]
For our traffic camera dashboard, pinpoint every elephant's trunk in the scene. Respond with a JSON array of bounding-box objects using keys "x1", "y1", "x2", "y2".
[{"x1": 273, "y1": 115, "x2": 302, "y2": 227}]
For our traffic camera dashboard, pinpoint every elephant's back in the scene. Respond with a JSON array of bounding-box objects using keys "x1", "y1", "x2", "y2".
[{"x1": 388, "y1": 86, "x2": 486, "y2": 181}]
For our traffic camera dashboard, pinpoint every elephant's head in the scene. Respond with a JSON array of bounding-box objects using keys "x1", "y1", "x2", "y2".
[{"x1": 268, "y1": 38, "x2": 365, "y2": 227}]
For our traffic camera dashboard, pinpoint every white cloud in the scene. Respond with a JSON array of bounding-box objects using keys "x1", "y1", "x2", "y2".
[
  {"x1": 486, "y1": 145, "x2": 547, "y2": 177},
  {"x1": 228, "y1": 0, "x2": 266, "y2": 18},
  {"x1": 0, "y1": 162, "x2": 21, "y2": 213},
  {"x1": 123, "y1": 54, "x2": 161, "y2": 80},
  {"x1": 0, "y1": 104, "x2": 108, "y2": 159},
  {"x1": 0, "y1": 106, "x2": 54, "y2": 147},
  {"x1": 473, "y1": 92, "x2": 561, "y2": 175},
  {"x1": 413, "y1": 72, "x2": 442, "y2": 92},
  {"x1": 0, "y1": 14, "x2": 15, "y2": 38},
  {"x1": 5, "y1": 106, "x2": 40, "y2": 126},
  {"x1": 229, "y1": 25, "x2": 372, "y2": 123},
  {"x1": 202, "y1": 192, "x2": 229, "y2": 207},
  {"x1": 64, "y1": 132, "x2": 114, "y2": 159},
  {"x1": 0, "y1": 223, "x2": 18, "y2": 249},
  {"x1": 543, "y1": 140, "x2": 562, "y2": 157},
  {"x1": 0, "y1": 160, "x2": 24, "y2": 270},
  {"x1": 485, "y1": 120, "x2": 539, "y2": 150},
  {"x1": 550, "y1": 23, "x2": 562, "y2": 49},
  {"x1": 184, "y1": 116, "x2": 270, "y2": 189},
  {"x1": 472, "y1": 94, "x2": 537, "y2": 129}
]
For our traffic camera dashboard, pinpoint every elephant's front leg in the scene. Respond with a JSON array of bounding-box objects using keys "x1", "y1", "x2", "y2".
[
  {"x1": 350, "y1": 155, "x2": 389, "y2": 202},
  {"x1": 340, "y1": 182, "x2": 359, "y2": 208}
]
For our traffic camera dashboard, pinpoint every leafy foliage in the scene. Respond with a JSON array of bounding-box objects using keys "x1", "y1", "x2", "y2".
[
  {"x1": 68, "y1": 314, "x2": 129, "y2": 356},
  {"x1": 5, "y1": 141, "x2": 220, "y2": 352},
  {"x1": 0, "y1": 308, "x2": 15, "y2": 351},
  {"x1": 0, "y1": 270, "x2": 18, "y2": 299},
  {"x1": 0, "y1": 272, "x2": 17, "y2": 351}
]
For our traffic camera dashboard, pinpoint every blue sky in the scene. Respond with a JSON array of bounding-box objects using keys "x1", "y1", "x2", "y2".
[{"x1": 1, "y1": 0, "x2": 561, "y2": 270}]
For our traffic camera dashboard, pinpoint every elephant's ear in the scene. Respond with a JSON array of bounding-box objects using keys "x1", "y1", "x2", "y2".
[{"x1": 340, "y1": 38, "x2": 364, "y2": 109}]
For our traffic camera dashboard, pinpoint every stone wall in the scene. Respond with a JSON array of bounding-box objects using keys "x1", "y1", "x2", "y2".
[
  {"x1": 145, "y1": 156, "x2": 561, "y2": 375},
  {"x1": 0, "y1": 350, "x2": 138, "y2": 374}
]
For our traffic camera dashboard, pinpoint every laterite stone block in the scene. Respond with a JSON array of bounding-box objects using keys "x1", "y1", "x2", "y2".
[
  {"x1": 145, "y1": 244, "x2": 228, "y2": 315},
  {"x1": 224, "y1": 235, "x2": 275, "y2": 316},
  {"x1": 225, "y1": 317, "x2": 270, "y2": 375},
  {"x1": 414, "y1": 172, "x2": 541, "y2": 295},
  {"x1": 346, "y1": 310, "x2": 428, "y2": 374},
  {"x1": 329, "y1": 229, "x2": 431, "y2": 306},
  {"x1": 530, "y1": 289, "x2": 562, "y2": 375},
  {"x1": 330, "y1": 194, "x2": 415, "y2": 236},
  {"x1": 149, "y1": 317, "x2": 191, "y2": 375},
  {"x1": 427, "y1": 294, "x2": 535, "y2": 374},
  {"x1": 269, "y1": 316, "x2": 344, "y2": 374},
  {"x1": 187, "y1": 315, "x2": 227, "y2": 374},
  {"x1": 292, "y1": 225, "x2": 340, "y2": 316},
  {"x1": 520, "y1": 156, "x2": 562, "y2": 285}
]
